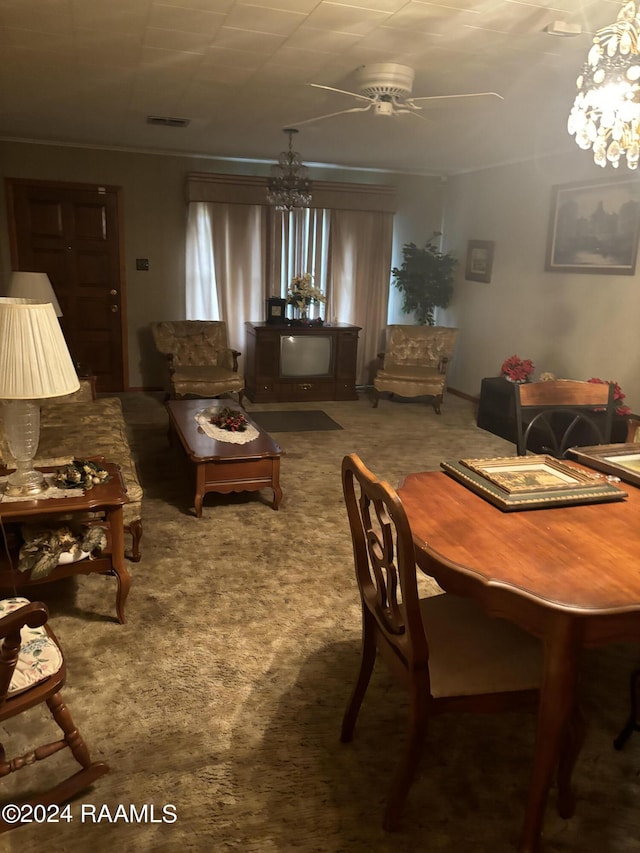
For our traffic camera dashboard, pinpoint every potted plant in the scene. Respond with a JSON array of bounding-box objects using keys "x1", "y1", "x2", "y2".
[{"x1": 391, "y1": 233, "x2": 457, "y2": 326}]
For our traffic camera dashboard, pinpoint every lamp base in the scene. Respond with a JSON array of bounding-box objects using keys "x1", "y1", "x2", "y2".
[{"x1": 5, "y1": 468, "x2": 49, "y2": 498}]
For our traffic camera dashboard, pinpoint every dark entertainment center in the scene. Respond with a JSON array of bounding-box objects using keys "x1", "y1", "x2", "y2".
[{"x1": 244, "y1": 322, "x2": 361, "y2": 403}]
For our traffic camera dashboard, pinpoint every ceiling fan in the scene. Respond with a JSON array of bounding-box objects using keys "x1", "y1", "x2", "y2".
[{"x1": 291, "y1": 63, "x2": 504, "y2": 126}]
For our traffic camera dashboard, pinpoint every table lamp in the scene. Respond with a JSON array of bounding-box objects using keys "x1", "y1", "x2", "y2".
[
  {"x1": 0, "y1": 298, "x2": 79, "y2": 497},
  {"x1": 6, "y1": 271, "x2": 62, "y2": 317}
]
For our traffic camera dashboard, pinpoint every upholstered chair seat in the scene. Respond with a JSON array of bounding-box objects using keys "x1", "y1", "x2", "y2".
[{"x1": 373, "y1": 325, "x2": 458, "y2": 413}]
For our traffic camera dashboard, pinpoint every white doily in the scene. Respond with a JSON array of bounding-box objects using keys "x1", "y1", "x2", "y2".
[
  {"x1": 195, "y1": 408, "x2": 259, "y2": 445},
  {"x1": 0, "y1": 474, "x2": 84, "y2": 503}
]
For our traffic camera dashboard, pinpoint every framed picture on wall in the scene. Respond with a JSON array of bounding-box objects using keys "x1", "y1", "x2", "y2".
[
  {"x1": 465, "y1": 240, "x2": 495, "y2": 282},
  {"x1": 545, "y1": 178, "x2": 640, "y2": 275}
]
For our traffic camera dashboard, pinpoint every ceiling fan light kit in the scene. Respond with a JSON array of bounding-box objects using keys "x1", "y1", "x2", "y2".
[
  {"x1": 568, "y1": 0, "x2": 640, "y2": 169},
  {"x1": 266, "y1": 128, "x2": 312, "y2": 211},
  {"x1": 292, "y1": 62, "x2": 503, "y2": 127}
]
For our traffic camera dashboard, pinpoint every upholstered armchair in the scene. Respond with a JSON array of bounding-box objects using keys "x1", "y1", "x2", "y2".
[
  {"x1": 373, "y1": 325, "x2": 458, "y2": 413},
  {"x1": 151, "y1": 321, "x2": 245, "y2": 405}
]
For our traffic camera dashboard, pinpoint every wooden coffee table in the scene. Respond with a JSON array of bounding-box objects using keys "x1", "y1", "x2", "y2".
[
  {"x1": 166, "y1": 399, "x2": 283, "y2": 517},
  {"x1": 0, "y1": 461, "x2": 131, "y2": 623}
]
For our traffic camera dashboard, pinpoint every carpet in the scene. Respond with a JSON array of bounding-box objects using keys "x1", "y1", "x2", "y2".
[
  {"x1": 6, "y1": 392, "x2": 640, "y2": 853},
  {"x1": 249, "y1": 409, "x2": 343, "y2": 432}
]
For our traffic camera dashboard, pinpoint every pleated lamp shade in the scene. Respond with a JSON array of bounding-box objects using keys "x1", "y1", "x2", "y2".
[
  {"x1": 6, "y1": 271, "x2": 62, "y2": 317},
  {"x1": 0, "y1": 298, "x2": 79, "y2": 399}
]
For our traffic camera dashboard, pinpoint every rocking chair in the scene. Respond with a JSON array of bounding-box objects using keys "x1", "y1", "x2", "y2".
[{"x1": 0, "y1": 597, "x2": 108, "y2": 831}]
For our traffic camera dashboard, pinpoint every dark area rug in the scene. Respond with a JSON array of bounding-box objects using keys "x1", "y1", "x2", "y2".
[{"x1": 250, "y1": 409, "x2": 343, "y2": 432}]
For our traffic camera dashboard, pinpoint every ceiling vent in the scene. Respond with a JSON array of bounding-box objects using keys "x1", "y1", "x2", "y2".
[{"x1": 146, "y1": 116, "x2": 191, "y2": 128}]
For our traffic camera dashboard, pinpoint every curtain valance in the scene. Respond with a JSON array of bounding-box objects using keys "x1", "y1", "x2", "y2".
[{"x1": 186, "y1": 172, "x2": 396, "y2": 213}]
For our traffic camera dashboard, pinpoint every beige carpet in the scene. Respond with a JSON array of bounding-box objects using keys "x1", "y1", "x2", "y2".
[{"x1": 3, "y1": 391, "x2": 640, "y2": 853}]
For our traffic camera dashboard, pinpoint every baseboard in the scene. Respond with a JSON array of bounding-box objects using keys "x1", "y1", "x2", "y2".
[{"x1": 447, "y1": 387, "x2": 479, "y2": 404}]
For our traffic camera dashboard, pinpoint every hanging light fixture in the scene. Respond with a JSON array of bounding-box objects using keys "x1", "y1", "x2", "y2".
[
  {"x1": 266, "y1": 128, "x2": 312, "y2": 211},
  {"x1": 568, "y1": 1, "x2": 640, "y2": 169}
]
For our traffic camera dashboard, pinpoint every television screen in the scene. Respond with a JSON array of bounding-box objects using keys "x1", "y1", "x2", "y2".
[{"x1": 280, "y1": 335, "x2": 333, "y2": 377}]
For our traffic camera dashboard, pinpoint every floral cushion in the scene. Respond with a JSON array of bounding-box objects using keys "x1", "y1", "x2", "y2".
[{"x1": 0, "y1": 597, "x2": 63, "y2": 696}]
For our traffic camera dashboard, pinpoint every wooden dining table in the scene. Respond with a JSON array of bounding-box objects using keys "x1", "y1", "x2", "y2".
[{"x1": 396, "y1": 467, "x2": 640, "y2": 853}]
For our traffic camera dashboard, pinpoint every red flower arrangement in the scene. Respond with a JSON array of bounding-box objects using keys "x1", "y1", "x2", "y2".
[
  {"x1": 209, "y1": 407, "x2": 248, "y2": 432},
  {"x1": 587, "y1": 377, "x2": 631, "y2": 416},
  {"x1": 501, "y1": 355, "x2": 535, "y2": 383}
]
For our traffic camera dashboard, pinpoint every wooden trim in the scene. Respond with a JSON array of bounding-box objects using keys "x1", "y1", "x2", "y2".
[
  {"x1": 186, "y1": 172, "x2": 396, "y2": 212},
  {"x1": 447, "y1": 387, "x2": 479, "y2": 404}
]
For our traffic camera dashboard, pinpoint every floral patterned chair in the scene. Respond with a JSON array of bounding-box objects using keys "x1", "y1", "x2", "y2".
[
  {"x1": 373, "y1": 325, "x2": 458, "y2": 414},
  {"x1": 151, "y1": 321, "x2": 244, "y2": 405}
]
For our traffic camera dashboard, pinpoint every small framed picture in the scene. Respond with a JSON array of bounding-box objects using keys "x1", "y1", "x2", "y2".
[
  {"x1": 465, "y1": 240, "x2": 495, "y2": 283},
  {"x1": 266, "y1": 296, "x2": 287, "y2": 325}
]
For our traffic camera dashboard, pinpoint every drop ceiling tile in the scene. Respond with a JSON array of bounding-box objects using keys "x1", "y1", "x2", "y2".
[
  {"x1": 261, "y1": 46, "x2": 333, "y2": 70},
  {"x1": 148, "y1": 4, "x2": 226, "y2": 35},
  {"x1": 151, "y1": 0, "x2": 234, "y2": 9},
  {"x1": 194, "y1": 62, "x2": 257, "y2": 85},
  {"x1": 384, "y1": 1, "x2": 479, "y2": 34},
  {"x1": 303, "y1": 2, "x2": 391, "y2": 35},
  {"x1": 3, "y1": 27, "x2": 74, "y2": 51},
  {"x1": 223, "y1": 4, "x2": 307, "y2": 36},
  {"x1": 329, "y1": 0, "x2": 407, "y2": 10},
  {"x1": 212, "y1": 26, "x2": 286, "y2": 53},
  {"x1": 71, "y1": 0, "x2": 151, "y2": 34},
  {"x1": 356, "y1": 24, "x2": 442, "y2": 52},
  {"x1": 139, "y1": 45, "x2": 204, "y2": 71},
  {"x1": 203, "y1": 45, "x2": 268, "y2": 69},
  {"x1": 236, "y1": 0, "x2": 318, "y2": 10},
  {"x1": 0, "y1": 0, "x2": 72, "y2": 33},
  {"x1": 73, "y1": 29, "x2": 142, "y2": 65},
  {"x1": 284, "y1": 25, "x2": 364, "y2": 53},
  {"x1": 143, "y1": 27, "x2": 214, "y2": 53}
]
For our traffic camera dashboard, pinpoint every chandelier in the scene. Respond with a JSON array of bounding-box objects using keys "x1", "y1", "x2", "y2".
[
  {"x1": 568, "y1": 1, "x2": 640, "y2": 169},
  {"x1": 266, "y1": 128, "x2": 312, "y2": 211}
]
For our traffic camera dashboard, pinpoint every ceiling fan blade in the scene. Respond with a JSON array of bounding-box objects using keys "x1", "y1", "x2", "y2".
[
  {"x1": 394, "y1": 108, "x2": 433, "y2": 123},
  {"x1": 309, "y1": 83, "x2": 373, "y2": 104},
  {"x1": 288, "y1": 105, "x2": 373, "y2": 127},
  {"x1": 405, "y1": 92, "x2": 504, "y2": 104}
]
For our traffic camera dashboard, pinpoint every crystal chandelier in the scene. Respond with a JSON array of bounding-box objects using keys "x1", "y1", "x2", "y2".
[
  {"x1": 568, "y1": 1, "x2": 640, "y2": 169},
  {"x1": 266, "y1": 128, "x2": 312, "y2": 211}
]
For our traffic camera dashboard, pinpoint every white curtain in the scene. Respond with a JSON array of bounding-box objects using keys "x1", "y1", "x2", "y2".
[
  {"x1": 269, "y1": 208, "x2": 331, "y2": 304},
  {"x1": 330, "y1": 209, "x2": 394, "y2": 385},
  {"x1": 186, "y1": 201, "x2": 393, "y2": 384},
  {"x1": 186, "y1": 202, "x2": 268, "y2": 352}
]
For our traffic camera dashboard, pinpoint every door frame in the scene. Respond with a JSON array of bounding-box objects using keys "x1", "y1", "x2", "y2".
[{"x1": 5, "y1": 177, "x2": 129, "y2": 391}]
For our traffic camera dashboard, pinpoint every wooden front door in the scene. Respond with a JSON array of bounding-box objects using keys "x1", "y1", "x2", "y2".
[{"x1": 6, "y1": 178, "x2": 127, "y2": 392}]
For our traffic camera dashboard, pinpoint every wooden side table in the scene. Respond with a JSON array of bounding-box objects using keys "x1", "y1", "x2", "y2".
[{"x1": 0, "y1": 462, "x2": 131, "y2": 623}]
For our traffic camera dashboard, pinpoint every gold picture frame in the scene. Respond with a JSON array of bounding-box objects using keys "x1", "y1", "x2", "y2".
[
  {"x1": 441, "y1": 454, "x2": 627, "y2": 511},
  {"x1": 465, "y1": 239, "x2": 495, "y2": 282},
  {"x1": 568, "y1": 443, "x2": 640, "y2": 487}
]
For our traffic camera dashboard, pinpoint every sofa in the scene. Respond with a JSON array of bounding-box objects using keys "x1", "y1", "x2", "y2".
[{"x1": 0, "y1": 379, "x2": 143, "y2": 561}]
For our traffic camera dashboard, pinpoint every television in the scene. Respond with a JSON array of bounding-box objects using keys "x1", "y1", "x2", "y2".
[{"x1": 280, "y1": 335, "x2": 333, "y2": 378}]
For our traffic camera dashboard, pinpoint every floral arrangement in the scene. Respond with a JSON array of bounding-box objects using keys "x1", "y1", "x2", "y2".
[
  {"x1": 18, "y1": 523, "x2": 107, "y2": 580},
  {"x1": 501, "y1": 355, "x2": 535, "y2": 383},
  {"x1": 587, "y1": 377, "x2": 631, "y2": 415},
  {"x1": 209, "y1": 407, "x2": 248, "y2": 432},
  {"x1": 286, "y1": 273, "x2": 327, "y2": 311},
  {"x1": 54, "y1": 459, "x2": 111, "y2": 490}
]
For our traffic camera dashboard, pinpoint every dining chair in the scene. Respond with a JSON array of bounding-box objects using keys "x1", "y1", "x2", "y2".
[
  {"x1": 513, "y1": 379, "x2": 615, "y2": 457},
  {"x1": 0, "y1": 597, "x2": 108, "y2": 830},
  {"x1": 340, "y1": 453, "x2": 545, "y2": 831}
]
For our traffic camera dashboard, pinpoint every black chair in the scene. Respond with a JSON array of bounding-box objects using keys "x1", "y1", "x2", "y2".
[{"x1": 513, "y1": 379, "x2": 615, "y2": 458}]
